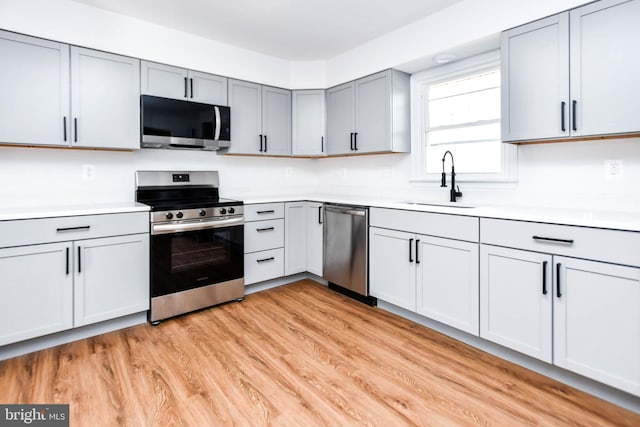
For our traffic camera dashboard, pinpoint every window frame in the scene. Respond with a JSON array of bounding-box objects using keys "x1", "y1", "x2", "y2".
[{"x1": 410, "y1": 50, "x2": 517, "y2": 184}]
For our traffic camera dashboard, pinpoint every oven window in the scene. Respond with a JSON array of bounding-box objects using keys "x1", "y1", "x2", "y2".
[{"x1": 150, "y1": 225, "x2": 244, "y2": 297}]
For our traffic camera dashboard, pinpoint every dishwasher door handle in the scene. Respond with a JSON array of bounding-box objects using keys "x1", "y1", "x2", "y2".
[{"x1": 324, "y1": 206, "x2": 366, "y2": 216}]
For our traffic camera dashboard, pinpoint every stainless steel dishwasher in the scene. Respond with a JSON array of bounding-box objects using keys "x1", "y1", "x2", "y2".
[{"x1": 323, "y1": 203, "x2": 376, "y2": 306}]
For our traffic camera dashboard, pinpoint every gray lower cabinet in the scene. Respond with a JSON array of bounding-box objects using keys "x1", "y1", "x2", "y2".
[
  {"x1": 140, "y1": 61, "x2": 227, "y2": 105},
  {"x1": 480, "y1": 218, "x2": 640, "y2": 396},
  {"x1": 74, "y1": 234, "x2": 149, "y2": 327},
  {"x1": 369, "y1": 208, "x2": 480, "y2": 335},
  {"x1": 0, "y1": 30, "x2": 140, "y2": 150},
  {"x1": 326, "y1": 69, "x2": 410, "y2": 155},
  {"x1": 502, "y1": 0, "x2": 640, "y2": 142},
  {"x1": 0, "y1": 242, "x2": 73, "y2": 346},
  {"x1": 225, "y1": 80, "x2": 291, "y2": 156},
  {"x1": 0, "y1": 212, "x2": 149, "y2": 347},
  {"x1": 244, "y1": 203, "x2": 285, "y2": 284}
]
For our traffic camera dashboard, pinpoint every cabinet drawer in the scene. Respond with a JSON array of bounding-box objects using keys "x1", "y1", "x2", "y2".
[
  {"x1": 370, "y1": 208, "x2": 479, "y2": 242},
  {"x1": 244, "y1": 219, "x2": 284, "y2": 253},
  {"x1": 244, "y1": 203, "x2": 285, "y2": 222},
  {"x1": 481, "y1": 218, "x2": 640, "y2": 267},
  {"x1": 0, "y1": 212, "x2": 149, "y2": 248},
  {"x1": 244, "y1": 248, "x2": 284, "y2": 285}
]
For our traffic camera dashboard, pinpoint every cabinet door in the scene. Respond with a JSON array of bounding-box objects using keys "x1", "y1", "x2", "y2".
[
  {"x1": 226, "y1": 79, "x2": 262, "y2": 154},
  {"x1": 326, "y1": 82, "x2": 355, "y2": 155},
  {"x1": 74, "y1": 234, "x2": 149, "y2": 327},
  {"x1": 307, "y1": 202, "x2": 324, "y2": 277},
  {"x1": 369, "y1": 228, "x2": 416, "y2": 311},
  {"x1": 554, "y1": 257, "x2": 640, "y2": 396},
  {"x1": 570, "y1": 0, "x2": 640, "y2": 137},
  {"x1": 0, "y1": 243, "x2": 73, "y2": 345},
  {"x1": 354, "y1": 71, "x2": 391, "y2": 153},
  {"x1": 292, "y1": 90, "x2": 326, "y2": 156},
  {"x1": 0, "y1": 31, "x2": 69, "y2": 146},
  {"x1": 284, "y1": 202, "x2": 307, "y2": 275},
  {"x1": 261, "y1": 86, "x2": 292, "y2": 156},
  {"x1": 480, "y1": 245, "x2": 553, "y2": 362},
  {"x1": 71, "y1": 47, "x2": 140, "y2": 149},
  {"x1": 140, "y1": 61, "x2": 188, "y2": 100},
  {"x1": 501, "y1": 14, "x2": 569, "y2": 142},
  {"x1": 189, "y1": 70, "x2": 228, "y2": 105},
  {"x1": 416, "y1": 236, "x2": 479, "y2": 335}
]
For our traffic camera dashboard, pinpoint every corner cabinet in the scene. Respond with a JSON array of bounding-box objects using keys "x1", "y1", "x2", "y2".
[
  {"x1": 480, "y1": 218, "x2": 640, "y2": 396},
  {"x1": 224, "y1": 80, "x2": 291, "y2": 156},
  {"x1": 369, "y1": 208, "x2": 480, "y2": 335},
  {"x1": 326, "y1": 69, "x2": 410, "y2": 155},
  {"x1": 0, "y1": 31, "x2": 140, "y2": 150},
  {"x1": 284, "y1": 201, "x2": 324, "y2": 277},
  {"x1": 292, "y1": 90, "x2": 326, "y2": 156},
  {"x1": 502, "y1": 0, "x2": 640, "y2": 142},
  {"x1": 140, "y1": 61, "x2": 228, "y2": 105},
  {"x1": 0, "y1": 212, "x2": 149, "y2": 346}
]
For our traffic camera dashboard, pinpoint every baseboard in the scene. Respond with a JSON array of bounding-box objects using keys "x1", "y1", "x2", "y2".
[
  {"x1": 0, "y1": 312, "x2": 147, "y2": 362},
  {"x1": 245, "y1": 272, "x2": 327, "y2": 295}
]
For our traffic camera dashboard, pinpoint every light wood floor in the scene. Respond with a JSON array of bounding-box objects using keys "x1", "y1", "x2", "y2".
[{"x1": 0, "y1": 280, "x2": 638, "y2": 426}]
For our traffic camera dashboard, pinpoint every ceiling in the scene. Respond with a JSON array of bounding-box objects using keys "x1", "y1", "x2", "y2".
[{"x1": 71, "y1": 0, "x2": 463, "y2": 60}]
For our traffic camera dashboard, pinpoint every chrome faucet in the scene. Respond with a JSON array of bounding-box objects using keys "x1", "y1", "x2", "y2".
[{"x1": 441, "y1": 150, "x2": 462, "y2": 202}]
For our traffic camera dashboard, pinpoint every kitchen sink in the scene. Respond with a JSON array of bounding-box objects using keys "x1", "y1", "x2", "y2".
[{"x1": 401, "y1": 201, "x2": 477, "y2": 208}]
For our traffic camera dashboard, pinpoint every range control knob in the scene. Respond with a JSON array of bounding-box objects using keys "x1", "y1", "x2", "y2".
[
  {"x1": 165, "y1": 212, "x2": 174, "y2": 220},
  {"x1": 228, "y1": 207, "x2": 235, "y2": 214},
  {"x1": 219, "y1": 208, "x2": 227, "y2": 215},
  {"x1": 176, "y1": 211, "x2": 184, "y2": 219},
  {"x1": 199, "y1": 209, "x2": 207, "y2": 217}
]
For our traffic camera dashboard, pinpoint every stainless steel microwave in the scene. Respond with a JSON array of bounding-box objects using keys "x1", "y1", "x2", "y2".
[{"x1": 141, "y1": 95, "x2": 230, "y2": 151}]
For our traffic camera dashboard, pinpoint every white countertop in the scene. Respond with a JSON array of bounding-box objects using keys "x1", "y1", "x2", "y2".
[
  {"x1": 0, "y1": 202, "x2": 150, "y2": 221},
  {"x1": 236, "y1": 194, "x2": 640, "y2": 232},
  {"x1": 1, "y1": 196, "x2": 638, "y2": 232}
]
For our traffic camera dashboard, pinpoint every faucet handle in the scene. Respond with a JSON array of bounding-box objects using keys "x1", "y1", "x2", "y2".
[
  {"x1": 440, "y1": 172, "x2": 447, "y2": 188},
  {"x1": 455, "y1": 185, "x2": 463, "y2": 197}
]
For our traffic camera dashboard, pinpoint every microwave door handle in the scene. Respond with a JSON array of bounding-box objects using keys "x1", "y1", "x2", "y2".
[{"x1": 214, "y1": 106, "x2": 221, "y2": 140}]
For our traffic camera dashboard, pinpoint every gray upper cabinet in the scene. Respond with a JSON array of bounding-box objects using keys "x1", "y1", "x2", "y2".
[
  {"x1": 225, "y1": 79, "x2": 291, "y2": 156},
  {"x1": 71, "y1": 47, "x2": 140, "y2": 149},
  {"x1": 141, "y1": 61, "x2": 227, "y2": 105},
  {"x1": 501, "y1": 14, "x2": 569, "y2": 142},
  {"x1": 0, "y1": 31, "x2": 69, "y2": 146},
  {"x1": 261, "y1": 86, "x2": 292, "y2": 156},
  {"x1": 569, "y1": 0, "x2": 640, "y2": 137},
  {"x1": 327, "y1": 69, "x2": 410, "y2": 155},
  {"x1": 0, "y1": 30, "x2": 140, "y2": 150},
  {"x1": 326, "y1": 82, "x2": 355, "y2": 155},
  {"x1": 502, "y1": 0, "x2": 640, "y2": 142},
  {"x1": 292, "y1": 90, "x2": 326, "y2": 156}
]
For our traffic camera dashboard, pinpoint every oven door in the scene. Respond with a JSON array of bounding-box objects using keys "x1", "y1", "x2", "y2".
[{"x1": 150, "y1": 224, "x2": 243, "y2": 298}]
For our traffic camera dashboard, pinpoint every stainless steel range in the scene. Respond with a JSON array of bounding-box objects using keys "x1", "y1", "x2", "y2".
[{"x1": 135, "y1": 170, "x2": 244, "y2": 324}]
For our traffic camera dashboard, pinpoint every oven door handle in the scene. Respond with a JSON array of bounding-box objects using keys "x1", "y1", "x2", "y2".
[{"x1": 151, "y1": 217, "x2": 244, "y2": 235}]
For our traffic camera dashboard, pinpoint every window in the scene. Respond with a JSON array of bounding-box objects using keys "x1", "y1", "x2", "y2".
[{"x1": 411, "y1": 51, "x2": 516, "y2": 182}]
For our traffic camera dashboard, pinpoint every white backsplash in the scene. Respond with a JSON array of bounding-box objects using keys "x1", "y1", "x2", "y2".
[{"x1": 1, "y1": 136, "x2": 639, "y2": 212}]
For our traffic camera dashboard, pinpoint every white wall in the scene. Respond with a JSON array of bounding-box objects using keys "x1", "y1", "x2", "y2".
[
  {"x1": 326, "y1": 0, "x2": 587, "y2": 86},
  {"x1": 0, "y1": 0, "x2": 292, "y2": 87}
]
